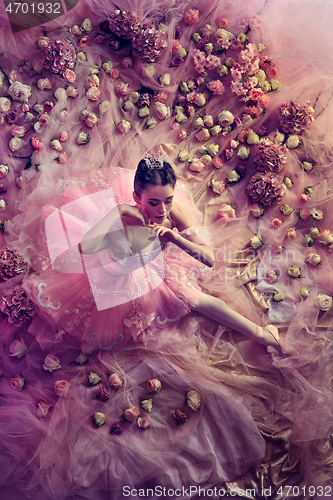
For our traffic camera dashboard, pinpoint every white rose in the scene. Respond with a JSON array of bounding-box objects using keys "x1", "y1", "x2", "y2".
[
  {"x1": 237, "y1": 146, "x2": 250, "y2": 159},
  {"x1": 287, "y1": 134, "x2": 300, "y2": 149},
  {"x1": 0, "y1": 97, "x2": 11, "y2": 112},
  {"x1": 317, "y1": 293, "x2": 332, "y2": 311},
  {"x1": 251, "y1": 234, "x2": 264, "y2": 249},
  {"x1": 99, "y1": 101, "x2": 110, "y2": 114},
  {"x1": 154, "y1": 102, "x2": 170, "y2": 120},
  {"x1": 50, "y1": 139, "x2": 62, "y2": 151},
  {"x1": 102, "y1": 61, "x2": 113, "y2": 73},
  {"x1": 217, "y1": 110, "x2": 234, "y2": 127},
  {"x1": 81, "y1": 18, "x2": 92, "y2": 33},
  {"x1": 54, "y1": 88, "x2": 67, "y2": 101},
  {"x1": 159, "y1": 73, "x2": 170, "y2": 86},
  {"x1": 8, "y1": 81, "x2": 31, "y2": 102},
  {"x1": 9, "y1": 136, "x2": 22, "y2": 151},
  {"x1": 269, "y1": 130, "x2": 285, "y2": 144}
]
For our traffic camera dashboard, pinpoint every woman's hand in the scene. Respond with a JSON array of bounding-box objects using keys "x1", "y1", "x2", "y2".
[
  {"x1": 118, "y1": 204, "x2": 151, "y2": 226},
  {"x1": 148, "y1": 224, "x2": 177, "y2": 243}
]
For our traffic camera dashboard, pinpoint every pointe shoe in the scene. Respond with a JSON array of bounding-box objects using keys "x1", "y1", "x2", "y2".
[{"x1": 252, "y1": 325, "x2": 283, "y2": 354}]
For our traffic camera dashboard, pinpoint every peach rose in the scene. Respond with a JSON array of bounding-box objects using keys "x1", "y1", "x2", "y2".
[
  {"x1": 108, "y1": 373, "x2": 123, "y2": 389},
  {"x1": 124, "y1": 406, "x2": 140, "y2": 421},
  {"x1": 218, "y1": 204, "x2": 236, "y2": 221},
  {"x1": 286, "y1": 227, "x2": 297, "y2": 240},
  {"x1": 305, "y1": 252, "x2": 321, "y2": 266},
  {"x1": 189, "y1": 159, "x2": 205, "y2": 173}
]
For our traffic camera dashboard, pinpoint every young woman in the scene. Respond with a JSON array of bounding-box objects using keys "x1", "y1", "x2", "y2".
[{"x1": 79, "y1": 156, "x2": 284, "y2": 354}]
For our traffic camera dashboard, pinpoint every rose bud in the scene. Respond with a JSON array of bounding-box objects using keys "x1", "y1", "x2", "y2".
[
  {"x1": 187, "y1": 390, "x2": 201, "y2": 411},
  {"x1": 54, "y1": 380, "x2": 70, "y2": 397},
  {"x1": 124, "y1": 406, "x2": 140, "y2": 422},
  {"x1": 250, "y1": 203, "x2": 264, "y2": 218},
  {"x1": 146, "y1": 378, "x2": 162, "y2": 393},
  {"x1": 250, "y1": 234, "x2": 264, "y2": 249},
  {"x1": 110, "y1": 421, "x2": 123, "y2": 434},
  {"x1": 11, "y1": 375, "x2": 24, "y2": 391},
  {"x1": 43, "y1": 354, "x2": 61, "y2": 372},
  {"x1": 108, "y1": 373, "x2": 123, "y2": 389},
  {"x1": 286, "y1": 227, "x2": 297, "y2": 240},
  {"x1": 88, "y1": 372, "x2": 101, "y2": 386},
  {"x1": 172, "y1": 409, "x2": 189, "y2": 424},
  {"x1": 273, "y1": 290, "x2": 285, "y2": 302},
  {"x1": 96, "y1": 385, "x2": 110, "y2": 401},
  {"x1": 138, "y1": 417, "x2": 150, "y2": 429},
  {"x1": 287, "y1": 265, "x2": 301, "y2": 278},
  {"x1": 305, "y1": 252, "x2": 321, "y2": 266},
  {"x1": 9, "y1": 338, "x2": 27, "y2": 358},
  {"x1": 272, "y1": 218, "x2": 282, "y2": 228},
  {"x1": 37, "y1": 402, "x2": 51, "y2": 418},
  {"x1": 75, "y1": 353, "x2": 88, "y2": 365},
  {"x1": 299, "y1": 287, "x2": 310, "y2": 299},
  {"x1": 92, "y1": 411, "x2": 106, "y2": 427},
  {"x1": 0, "y1": 164, "x2": 9, "y2": 178}
]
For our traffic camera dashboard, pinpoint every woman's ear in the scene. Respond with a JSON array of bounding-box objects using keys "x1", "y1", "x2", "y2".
[{"x1": 133, "y1": 191, "x2": 140, "y2": 205}]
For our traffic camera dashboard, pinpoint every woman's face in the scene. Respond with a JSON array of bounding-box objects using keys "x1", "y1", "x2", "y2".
[{"x1": 135, "y1": 183, "x2": 174, "y2": 224}]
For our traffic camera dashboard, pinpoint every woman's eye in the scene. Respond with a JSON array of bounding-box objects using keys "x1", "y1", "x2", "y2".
[{"x1": 149, "y1": 202, "x2": 158, "y2": 206}]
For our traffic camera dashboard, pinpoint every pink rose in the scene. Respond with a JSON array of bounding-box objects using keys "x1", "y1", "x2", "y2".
[
  {"x1": 86, "y1": 87, "x2": 101, "y2": 101},
  {"x1": 59, "y1": 109, "x2": 69, "y2": 122},
  {"x1": 78, "y1": 35, "x2": 90, "y2": 48},
  {"x1": 195, "y1": 128, "x2": 210, "y2": 142},
  {"x1": 318, "y1": 229, "x2": 333, "y2": 246},
  {"x1": 66, "y1": 86, "x2": 79, "y2": 98},
  {"x1": 213, "y1": 157, "x2": 223, "y2": 169},
  {"x1": 37, "y1": 402, "x2": 51, "y2": 417},
  {"x1": 124, "y1": 406, "x2": 140, "y2": 421},
  {"x1": 138, "y1": 417, "x2": 150, "y2": 429},
  {"x1": 32, "y1": 58, "x2": 44, "y2": 73},
  {"x1": 147, "y1": 378, "x2": 162, "y2": 393},
  {"x1": 11, "y1": 125, "x2": 26, "y2": 137},
  {"x1": 31, "y1": 137, "x2": 43, "y2": 152},
  {"x1": 87, "y1": 75, "x2": 99, "y2": 88},
  {"x1": 43, "y1": 101, "x2": 54, "y2": 112},
  {"x1": 54, "y1": 380, "x2": 70, "y2": 397},
  {"x1": 300, "y1": 193, "x2": 309, "y2": 204},
  {"x1": 43, "y1": 354, "x2": 61, "y2": 372},
  {"x1": 211, "y1": 179, "x2": 225, "y2": 194},
  {"x1": 115, "y1": 82, "x2": 130, "y2": 97},
  {"x1": 305, "y1": 252, "x2": 321, "y2": 266},
  {"x1": 108, "y1": 373, "x2": 123, "y2": 389},
  {"x1": 266, "y1": 269, "x2": 278, "y2": 283},
  {"x1": 11, "y1": 375, "x2": 24, "y2": 390},
  {"x1": 299, "y1": 208, "x2": 309, "y2": 221},
  {"x1": 70, "y1": 25, "x2": 82, "y2": 36},
  {"x1": 58, "y1": 153, "x2": 68, "y2": 164},
  {"x1": 0, "y1": 97, "x2": 11, "y2": 112},
  {"x1": 178, "y1": 129, "x2": 188, "y2": 141},
  {"x1": 272, "y1": 218, "x2": 282, "y2": 228},
  {"x1": 286, "y1": 227, "x2": 297, "y2": 240},
  {"x1": 269, "y1": 66, "x2": 279, "y2": 78},
  {"x1": 85, "y1": 112, "x2": 99, "y2": 128},
  {"x1": 218, "y1": 204, "x2": 236, "y2": 221},
  {"x1": 189, "y1": 159, "x2": 205, "y2": 173},
  {"x1": 15, "y1": 176, "x2": 27, "y2": 188},
  {"x1": 38, "y1": 113, "x2": 49, "y2": 125},
  {"x1": 194, "y1": 93, "x2": 206, "y2": 107},
  {"x1": 250, "y1": 203, "x2": 264, "y2": 218},
  {"x1": 63, "y1": 69, "x2": 76, "y2": 83},
  {"x1": 96, "y1": 385, "x2": 110, "y2": 401},
  {"x1": 37, "y1": 78, "x2": 52, "y2": 90},
  {"x1": 117, "y1": 119, "x2": 131, "y2": 134},
  {"x1": 58, "y1": 131, "x2": 69, "y2": 142},
  {"x1": 217, "y1": 17, "x2": 228, "y2": 28},
  {"x1": 110, "y1": 69, "x2": 120, "y2": 80},
  {"x1": 9, "y1": 338, "x2": 27, "y2": 358}
]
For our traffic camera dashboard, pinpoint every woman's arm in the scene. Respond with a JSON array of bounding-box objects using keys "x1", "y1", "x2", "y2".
[
  {"x1": 153, "y1": 202, "x2": 215, "y2": 268},
  {"x1": 79, "y1": 204, "x2": 149, "y2": 254}
]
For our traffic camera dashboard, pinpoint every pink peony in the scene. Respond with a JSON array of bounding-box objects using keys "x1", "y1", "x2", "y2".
[
  {"x1": 0, "y1": 247, "x2": 27, "y2": 279},
  {"x1": 247, "y1": 172, "x2": 286, "y2": 206},
  {"x1": 54, "y1": 380, "x2": 70, "y2": 397},
  {"x1": 106, "y1": 9, "x2": 142, "y2": 39},
  {"x1": 132, "y1": 27, "x2": 167, "y2": 63},
  {"x1": 42, "y1": 39, "x2": 76, "y2": 75},
  {"x1": 207, "y1": 80, "x2": 225, "y2": 95},
  {"x1": 278, "y1": 99, "x2": 315, "y2": 134},
  {"x1": 254, "y1": 138, "x2": 288, "y2": 174},
  {"x1": 0, "y1": 287, "x2": 35, "y2": 325},
  {"x1": 184, "y1": 8, "x2": 199, "y2": 25}
]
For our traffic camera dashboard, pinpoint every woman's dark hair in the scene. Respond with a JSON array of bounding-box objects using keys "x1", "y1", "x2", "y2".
[{"x1": 134, "y1": 158, "x2": 177, "y2": 197}]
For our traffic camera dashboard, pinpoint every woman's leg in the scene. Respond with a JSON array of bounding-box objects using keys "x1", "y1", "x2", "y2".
[{"x1": 195, "y1": 292, "x2": 282, "y2": 351}]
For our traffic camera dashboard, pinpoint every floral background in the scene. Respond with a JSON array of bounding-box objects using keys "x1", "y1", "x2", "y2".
[{"x1": 0, "y1": 0, "x2": 333, "y2": 498}]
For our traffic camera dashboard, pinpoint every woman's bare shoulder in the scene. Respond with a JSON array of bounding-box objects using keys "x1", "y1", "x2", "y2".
[{"x1": 170, "y1": 202, "x2": 193, "y2": 231}]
